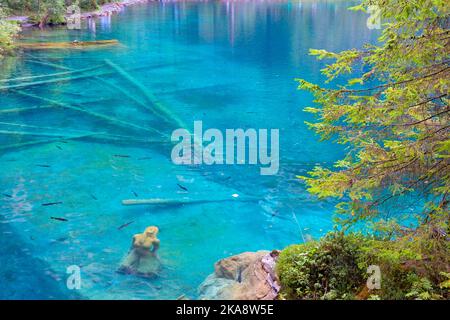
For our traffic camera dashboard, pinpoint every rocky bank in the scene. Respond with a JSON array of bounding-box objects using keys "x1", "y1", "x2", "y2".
[
  {"x1": 79, "y1": 0, "x2": 150, "y2": 20},
  {"x1": 7, "y1": 0, "x2": 151, "y2": 28},
  {"x1": 198, "y1": 250, "x2": 281, "y2": 300}
]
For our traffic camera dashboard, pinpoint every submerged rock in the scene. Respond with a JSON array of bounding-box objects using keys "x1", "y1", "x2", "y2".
[
  {"x1": 118, "y1": 226, "x2": 161, "y2": 277},
  {"x1": 198, "y1": 250, "x2": 280, "y2": 300}
]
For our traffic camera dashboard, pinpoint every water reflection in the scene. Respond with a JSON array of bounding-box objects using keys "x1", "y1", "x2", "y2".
[
  {"x1": 134, "y1": 0, "x2": 376, "y2": 68},
  {"x1": 99, "y1": 13, "x2": 112, "y2": 32},
  {"x1": 87, "y1": 17, "x2": 97, "y2": 33}
]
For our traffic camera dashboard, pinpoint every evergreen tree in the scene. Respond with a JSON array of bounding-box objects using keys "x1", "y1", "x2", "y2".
[{"x1": 298, "y1": 0, "x2": 449, "y2": 228}]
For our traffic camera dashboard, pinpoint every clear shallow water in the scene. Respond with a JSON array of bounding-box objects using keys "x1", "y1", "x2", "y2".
[{"x1": 0, "y1": 1, "x2": 379, "y2": 299}]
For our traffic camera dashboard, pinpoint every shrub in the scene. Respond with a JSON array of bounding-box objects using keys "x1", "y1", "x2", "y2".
[
  {"x1": 79, "y1": 0, "x2": 100, "y2": 11},
  {"x1": 356, "y1": 226, "x2": 450, "y2": 300},
  {"x1": 277, "y1": 230, "x2": 449, "y2": 300},
  {"x1": 0, "y1": 7, "x2": 20, "y2": 59},
  {"x1": 276, "y1": 232, "x2": 367, "y2": 299}
]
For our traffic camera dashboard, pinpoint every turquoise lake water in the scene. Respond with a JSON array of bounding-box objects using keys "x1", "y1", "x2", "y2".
[{"x1": 0, "y1": 1, "x2": 379, "y2": 299}]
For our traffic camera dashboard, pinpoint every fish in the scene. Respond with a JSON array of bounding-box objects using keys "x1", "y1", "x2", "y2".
[
  {"x1": 132, "y1": 190, "x2": 138, "y2": 197},
  {"x1": 177, "y1": 183, "x2": 188, "y2": 192},
  {"x1": 113, "y1": 154, "x2": 130, "y2": 158},
  {"x1": 50, "y1": 217, "x2": 68, "y2": 222},
  {"x1": 138, "y1": 156, "x2": 152, "y2": 160},
  {"x1": 2, "y1": 193, "x2": 12, "y2": 198},
  {"x1": 118, "y1": 221, "x2": 134, "y2": 230},
  {"x1": 36, "y1": 164, "x2": 51, "y2": 168},
  {"x1": 90, "y1": 194, "x2": 98, "y2": 200},
  {"x1": 42, "y1": 201, "x2": 63, "y2": 206},
  {"x1": 56, "y1": 145, "x2": 62, "y2": 150}
]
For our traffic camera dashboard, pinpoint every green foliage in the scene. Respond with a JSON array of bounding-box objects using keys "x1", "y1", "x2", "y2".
[
  {"x1": 28, "y1": 0, "x2": 67, "y2": 25},
  {"x1": 73, "y1": 0, "x2": 114, "y2": 11},
  {"x1": 3, "y1": 1, "x2": 116, "y2": 26},
  {"x1": 297, "y1": 0, "x2": 450, "y2": 226},
  {"x1": 405, "y1": 276, "x2": 439, "y2": 300},
  {"x1": 0, "y1": 7, "x2": 20, "y2": 59},
  {"x1": 3, "y1": 1, "x2": 67, "y2": 25},
  {"x1": 78, "y1": 0, "x2": 100, "y2": 11},
  {"x1": 359, "y1": 223, "x2": 449, "y2": 299},
  {"x1": 2, "y1": 1, "x2": 33, "y2": 12},
  {"x1": 276, "y1": 232, "x2": 367, "y2": 299},
  {"x1": 277, "y1": 229, "x2": 449, "y2": 300},
  {"x1": 439, "y1": 272, "x2": 450, "y2": 290}
]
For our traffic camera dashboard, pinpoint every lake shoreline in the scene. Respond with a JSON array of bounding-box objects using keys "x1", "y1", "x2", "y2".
[{"x1": 7, "y1": 0, "x2": 152, "y2": 29}]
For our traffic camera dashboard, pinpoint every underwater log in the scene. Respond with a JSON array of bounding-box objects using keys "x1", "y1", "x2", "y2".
[
  {"x1": 0, "y1": 106, "x2": 54, "y2": 114},
  {"x1": 0, "y1": 66, "x2": 105, "y2": 90},
  {"x1": 0, "y1": 65, "x2": 104, "y2": 83},
  {"x1": 17, "y1": 40, "x2": 120, "y2": 50},
  {"x1": 94, "y1": 76, "x2": 155, "y2": 116},
  {"x1": 0, "y1": 122, "x2": 167, "y2": 149},
  {"x1": 26, "y1": 59, "x2": 72, "y2": 70},
  {"x1": 121, "y1": 197, "x2": 260, "y2": 206},
  {"x1": 104, "y1": 59, "x2": 186, "y2": 128},
  {"x1": 0, "y1": 133, "x2": 98, "y2": 152},
  {"x1": 0, "y1": 129, "x2": 73, "y2": 138},
  {"x1": 12, "y1": 90, "x2": 165, "y2": 136},
  {"x1": 104, "y1": 59, "x2": 204, "y2": 162}
]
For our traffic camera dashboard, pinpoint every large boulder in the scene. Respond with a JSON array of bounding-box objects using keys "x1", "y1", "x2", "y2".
[{"x1": 198, "y1": 250, "x2": 280, "y2": 300}]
